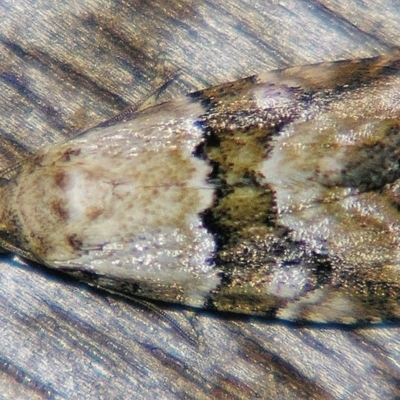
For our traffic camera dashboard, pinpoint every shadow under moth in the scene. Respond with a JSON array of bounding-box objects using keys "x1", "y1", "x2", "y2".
[{"x1": 1, "y1": 53, "x2": 400, "y2": 324}]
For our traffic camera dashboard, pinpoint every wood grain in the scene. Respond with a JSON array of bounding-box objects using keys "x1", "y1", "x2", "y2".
[{"x1": 0, "y1": 1, "x2": 400, "y2": 398}]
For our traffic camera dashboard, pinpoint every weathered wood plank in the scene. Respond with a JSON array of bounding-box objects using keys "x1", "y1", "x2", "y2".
[{"x1": 0, "y1": 1, "x2": 400, "y2": 398}]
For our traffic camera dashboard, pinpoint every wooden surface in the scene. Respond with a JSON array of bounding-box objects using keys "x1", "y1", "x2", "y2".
[{"x1": 1, "y1": 1, "x2": 400, "y2": 398}]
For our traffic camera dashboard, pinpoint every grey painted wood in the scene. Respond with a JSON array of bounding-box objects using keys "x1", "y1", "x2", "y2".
[{"x1": 0, "y1": 1, "x2": 399, "y2": 398}]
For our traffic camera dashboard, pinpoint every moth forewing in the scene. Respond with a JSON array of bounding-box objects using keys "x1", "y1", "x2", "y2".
[{"x1": 2, "y1": 53, "x2": 400, "y2": 324}]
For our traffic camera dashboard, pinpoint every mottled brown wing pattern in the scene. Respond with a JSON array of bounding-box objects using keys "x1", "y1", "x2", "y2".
[{"x1": 1, "y1": 53, "x2": 400, "y2": 323}]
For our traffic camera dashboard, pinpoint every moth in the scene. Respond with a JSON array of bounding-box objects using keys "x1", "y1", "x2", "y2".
[{"x1": 1, "y1": 53, "x2": 400, "y2": 324}]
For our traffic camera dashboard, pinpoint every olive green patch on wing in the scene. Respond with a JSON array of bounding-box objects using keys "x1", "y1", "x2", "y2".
[
  {"x1": 192, "y1": 53, "x2": 400, "y2": 323},
  {"x1": 2, "y1": 54, "x2": 400, "y2": 323}
]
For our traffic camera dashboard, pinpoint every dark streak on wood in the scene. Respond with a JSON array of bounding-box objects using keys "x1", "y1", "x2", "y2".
[{"x1": 0, "y1": 0, "x2": 400, "y2": 399}]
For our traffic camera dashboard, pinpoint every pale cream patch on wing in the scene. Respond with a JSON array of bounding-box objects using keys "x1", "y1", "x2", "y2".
[
  {"x1": 277, "y1": 289, "x2": 358, "y2": 324},
  {"x1": 265, "y1": 263, "x2": 311, "y2": 300},
  {"x1": 9, "y1": 97, "x2": 222, "y2": 304},
  {"x1": 260, "y1": 80, "x2": 400, "y2": 258}
]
